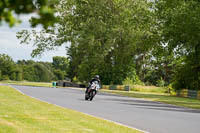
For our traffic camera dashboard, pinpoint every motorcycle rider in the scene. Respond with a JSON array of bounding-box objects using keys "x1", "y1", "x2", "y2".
[{"x1": 85, "y1": 75, "x2": 101, "y2": 93}]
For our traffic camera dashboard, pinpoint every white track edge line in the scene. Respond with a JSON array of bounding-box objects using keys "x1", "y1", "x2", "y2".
[{"x1": 11, "y1": 85, "x2": 150, "y2": 133}]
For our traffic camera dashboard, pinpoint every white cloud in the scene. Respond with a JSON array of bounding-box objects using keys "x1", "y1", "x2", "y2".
[{"x1": 0, "y1": 14, "x2": 67, "y2": 62}]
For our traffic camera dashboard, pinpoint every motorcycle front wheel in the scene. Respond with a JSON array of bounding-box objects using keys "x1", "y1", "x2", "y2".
[{"x1": 89, "y1": 90, "x2": 96, "y2": 101}]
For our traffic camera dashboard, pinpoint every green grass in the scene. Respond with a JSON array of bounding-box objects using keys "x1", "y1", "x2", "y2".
[
  {"x1": 102, "y1": 85, "x2": 168, "y2": 94},
  {"x1": 101, "y1": 89, "x2": 200, "y2": 109},
  {"x1": 0, "y1": 86, "x2": 142, "y2": 133},
  {"x1": 0, "y1": 80, "x2": 52, "y2": 87},
  {"x1": 130, "y1": 85, "x2": 168, "y2": 93}
]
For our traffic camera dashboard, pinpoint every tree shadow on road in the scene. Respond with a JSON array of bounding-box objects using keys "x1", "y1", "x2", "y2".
[
  {"x1": 102, "y1": 91, "x2": 200, "y2": 110},
  {"x1": 105, "y1": 97, "x2": 200, "y2": 113}
]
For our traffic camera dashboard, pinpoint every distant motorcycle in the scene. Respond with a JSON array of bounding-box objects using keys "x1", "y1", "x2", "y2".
[{"x1": 85, "y1": 81, "x2": 100, "y2": 101}]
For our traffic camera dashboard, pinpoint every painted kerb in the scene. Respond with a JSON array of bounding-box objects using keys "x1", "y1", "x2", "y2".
[
  {"x1": 177, "y1": 89, "x2": 200, "y2": 99},
  {"x1": 188, "y1": 90, "x2": 197, "y2": 99}
]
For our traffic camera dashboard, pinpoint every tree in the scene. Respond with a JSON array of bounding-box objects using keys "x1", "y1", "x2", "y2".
[
  {"x1": 155, "y1": 0, "x2": 200, "y2": 90},
  {"x1": 10, "y1": 72, "x2": 16, "y2": 80},
  {"x1": 16, "y1": 70, "x2": 22, "y2": 81},
  {"x1": 17, "y1": 0, "x2": 156, "y2": 84},
  {"x1": 53, "y1": 69, "x2": 64, "y2": 80},
  {"x1": 19, "y1": 60, "x2": 55, "y2": 82},
  {"x1": 33, "y1": 63, "x2": 54, "y2": 82},
  {"x1": 142, "y1": 45, "x2": 176, "y2": 86},
  {"x1": 0, "y1": 54, "x2": 15, "y2": 80},
  {"x1": 22, "y1": 64, "x2": 37, "y2": 81},
  {"x1": 23, "y1": 63, "x2": 54, "y2": 82},
  {"x1": 0, "y1": 0, "x2": 58, "y2": 28},
  {"x1": 52, "y1": 56, "x2": 69, "y2": 73},
  {"x1": 17, "y1": 60, "x2": 35, "y2": 65}
]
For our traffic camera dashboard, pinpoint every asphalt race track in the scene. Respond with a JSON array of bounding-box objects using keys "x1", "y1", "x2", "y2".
[{"x1": 13, "y1": 85, "x2": 200, "y2": 133}]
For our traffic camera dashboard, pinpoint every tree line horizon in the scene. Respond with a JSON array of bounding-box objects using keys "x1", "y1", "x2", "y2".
[
  {"x1": 0, "y1": 53, "x2": 166, "y2": 87},
  {"x1": 1, "y1": 0, "x2": 200, "y2": 90}
]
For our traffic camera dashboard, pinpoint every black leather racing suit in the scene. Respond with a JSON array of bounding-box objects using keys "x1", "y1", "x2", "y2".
[{"x1": 85, "y1": 78, "x2": 100, "y2": 93}]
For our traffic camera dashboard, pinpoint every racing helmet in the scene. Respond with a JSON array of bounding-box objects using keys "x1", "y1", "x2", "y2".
[{"x1": 94, "y1": 75, "x2": 99, "y2": 79}]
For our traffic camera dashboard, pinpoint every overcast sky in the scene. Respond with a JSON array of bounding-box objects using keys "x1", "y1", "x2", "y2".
[{"x1": 0, "y1": 14, "x2": 67, "y2": 62}]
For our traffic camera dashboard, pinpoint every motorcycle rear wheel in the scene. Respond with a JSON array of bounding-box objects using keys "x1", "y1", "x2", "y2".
[{"x1": 85, "y1": 93, "x2": 89, "y2": 100}]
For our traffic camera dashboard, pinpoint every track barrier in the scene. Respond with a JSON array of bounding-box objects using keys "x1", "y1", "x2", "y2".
[{"x1": 177, "y1": 89, "x2": 200, "y2": 99}]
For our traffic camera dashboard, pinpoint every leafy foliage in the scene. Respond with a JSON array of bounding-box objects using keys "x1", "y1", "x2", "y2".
[
  {"x1": 0, "y1": 54, "x2": 16, "y2": 80},
  {"x1": 156, "y1": 78, "x2": 165, "y2": 87},
  {"x1": 20, "y1": 61, "x2": 60, "y2": 82},
  {"x1": 52, "y1": 56, "x2": 69, "y2": 77},
  {"x1": 0, "y1": 0, "x2": 58, "y2": 28},
  {"x1": 17, "y1": 0, "x2": 156, "y2": 85},
  {"x1": 13, "y1": 0, "x2": 200, "y2": 90},
  {"x1": 0, "y1": 54, "x2": 69, "y2": 82},
  {"x1": 155, "y1": 0, "x2": 200, "y2": 90},
  {"x1": 53, "y1": 69, "x2": 64, "y2": 80}
]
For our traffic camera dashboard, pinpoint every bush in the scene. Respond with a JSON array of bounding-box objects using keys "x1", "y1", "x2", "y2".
[
  {"x1": 123, "y1": 70, "x2": 144, "y2": 85},
  {"x1": 122, "y1": 77, "x2": 134, "y2": 85},
  {"x1": 72, "y1": 76, "x2": 79, "y2": 83},
  {"x1": 156, "y1": 78, "x2": 165, "y2": 87},
  {"x1": 168, "y1": 84, "x2": 176, "y2": 95},
  {"x1": 172, "y1": 54, "x2": 200, "y2": 90},
  {"x1": 130, "y1": 85, "x2": 167, "y2": 93},
  {"x1": 145, "y1": 81, "x2": 152, "y2": 86},
  {"x1": 2, "y1": 75, "x2": 10, "y2": 80}
]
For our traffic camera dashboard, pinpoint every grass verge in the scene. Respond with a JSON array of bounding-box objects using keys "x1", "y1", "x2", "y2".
[
  {"x1": 130, "y1": 85, "x2": 168, "y2": 93},
  {"x1": 102, "y1": 85, "x2": 168, "y2": 94},
  {"x1": 0, "y1": 80, "x2": 52, "y2": 87},
  {"x1": 0, "y1": 85, "x2": 142, "y2": 133},
  {"x1": 101, "y1": 89, "x2": 200, "y2": 109}
]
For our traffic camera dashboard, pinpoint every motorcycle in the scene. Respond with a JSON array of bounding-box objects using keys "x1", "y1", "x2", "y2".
[{"x1": 85, "y1": 81, "x2": 100, "y2": 101}]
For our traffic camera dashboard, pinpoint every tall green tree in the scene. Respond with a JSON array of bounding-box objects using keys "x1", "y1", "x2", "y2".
[
  {"x1": 17, "y1": 0, "x2": 156, "y2": 84},
  {"x1": 155, "y1": 0, "x2": 200, "y2": 90},
  {"x1": 53, "y1": 69, "x2": 64, "y2": 80},
  {"x1": 142, "y1": 45, "x2": 176, "y2": 86},
  {"x1": 33, "y1": 63, "x2": 54, "y2": 82},
  {"x1": 52, "y1": 56, "x2": 69, "y2": 73},
  {"x1": 22, "y1": 63, "x2": 54, "y2": 82},
  {"x1": 0, "y1": 54, "x2": 15, "y2": 80}
]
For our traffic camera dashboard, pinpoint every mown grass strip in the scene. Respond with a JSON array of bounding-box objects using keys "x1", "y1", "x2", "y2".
[
  {"x1": 0, "y1": 80, "x2": 52, "y2": 87},
  {"x1": 0, "y1": 86, "x2": 142, "y2": 133},
  {"x1": 101, "y1": 89, "x2": 200, "y2": 109}
]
